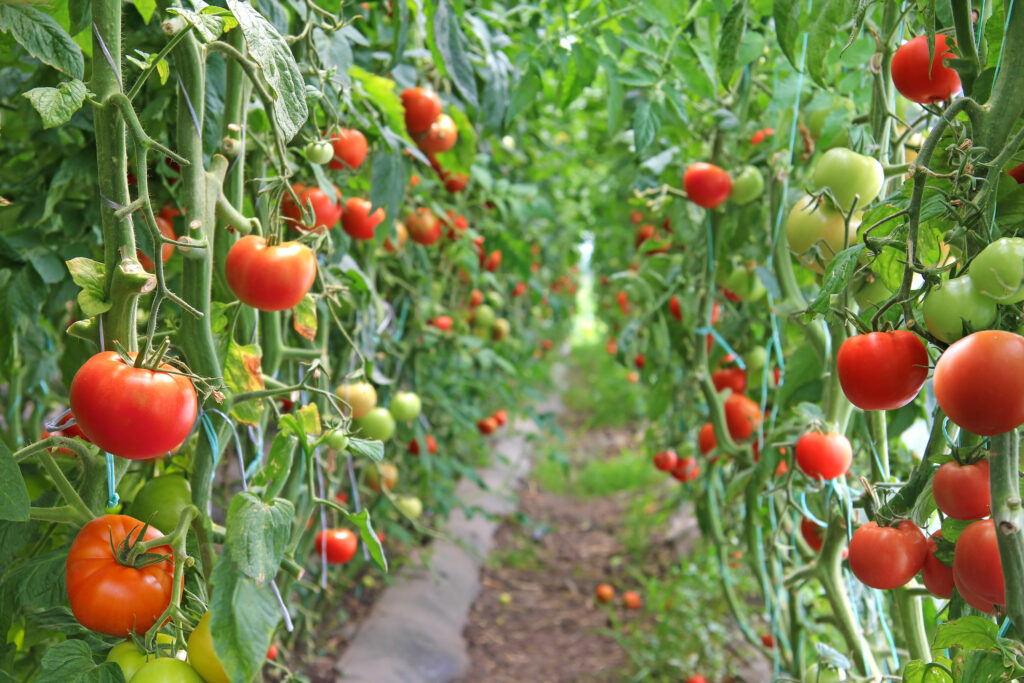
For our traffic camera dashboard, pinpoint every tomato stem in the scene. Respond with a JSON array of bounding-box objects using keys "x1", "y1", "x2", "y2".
[
  {"x1": 32, "y1": 447, "x2": 94, "y2": 525},
  {"x1": 989, "y1": 430, "x2": 1024, "y2": 634},
  {"x1": 867, "y1": 410, "x2": 890, "y2": 482},
  {"x1": 893, "y1": 587, "x2": 931, "y2": 663}
]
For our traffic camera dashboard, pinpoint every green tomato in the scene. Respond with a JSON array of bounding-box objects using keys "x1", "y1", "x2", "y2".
[
  {"x1": 729, "y1": 166, "x2": 764, "y2": 205},
  {"x1": 744, "y1": 346, "x2": 768, "y2": 376},
  {"x1": 107, "y1": 636, "x2": 177, "y2": 681},
  {"x1": 473, "y1": 304, "x2": 496, "y2": 329},
  {"x1": 813, "y1": 147, "x2": 884, "y2": 212},
  {"x1": 854, "y1": 272, "x2": 892, "y2": 313},
  {"x1": 491, "y1": 318, "x2": 511, "y2": 341},
  {"x1": 969, "y1": 237, "x2": 1024, "y2": 303},
  {"x1": 389, "y1": 391, "x2": 422, "y2": 422},
  {"x1": 356, "y1": 408, "x2": 396, "y2": 441},
  {"x1": 127, "y1": 475, "x2": 191, "y2": 536},
  {"x1": 785, "y1": 195, "x2": 860, "y2": 273},
  {"x1": 486, "y1": 291, "x2": 505, "y2": 308},
  {"x1": 324, "y1": 429, "x2": 349, "y2": 451},
  {"x1": 805, "y1": 98, "x2": 855, "y2": 149},
  {"x1": 394, "y1": 495, "x2": 423, "y2": 519},
  {"x1": 723, "y1": 266, "x2": 766, "y2": 302},
  {"x1": 922, "y1": 275, "x2": 999, "y2": 343},
  {"x1": 130, "y1": 658, "x2": 204, "y2": 683},
  {"x1": 803, "y1": 663, "x2": 846, "y2": 683},
  {"x1": 304, "y1": 140, "x2": 334, "y2": 165},
  {"x1": 187, "y1": 612, "x2": 229, "y2": 683}
]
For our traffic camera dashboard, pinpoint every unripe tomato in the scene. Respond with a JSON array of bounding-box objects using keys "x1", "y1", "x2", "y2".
[
  {"x1": 417, "y1": 113, "x2": 458, "y2": 154},
  {"x1": 795, "y1": 431, "x2": 851, "y2": 481},
  {"x1": 724, "y1": 393, "x2": 762, "y2": 442},
  {"x1": 70, "y1": 352, "x2": 198, "y2": 460},
  {"x1": 131, "y1": 658, "x2": 204, "y2": 683},
  {"x1": 653, "y1": 450, "x2": 678, "y2": 472},
  {"x1": 921, "y1": 531, "x2": 954, "y2": 599},
  {"x1": 305, "y1": 139, "x2": 335, "y2": 165},
  {"x1": 336, "y1": 382, "x2": 377, "y2": 419},
  {"x1": 923, "y1": 275, "x2": 998, "y2": 344},
  {"x1": 325, "y1": 429, "x2": 349, "y2": 451},
  {"x1": 848, "y1": 521, "x2": 928, "y2": 589},
  {"x1": 389, "y1": 391, "x2": 422, "y2": 422},
  {"x1": 356, "y1": 407, "x2": 396, "y2": 441},
  {"x1": 953, "y1": 518, "x2": 1004, "y2": 608},
  {"x1": 226, "y1": 235, "x2": 316, "y2": 312},
  {"x1": 341, "y1": 197, "x2": 385, "y2": 240},
  {"x1": 365, "y1": 462, "x2": 398, "y2": 492},
  {"x1": 106, "y1": 634, "x2": 178, "y2": 680},
  {"x1": 805, "y1": 98, "x2": 855, "y2": 149},
  {"x1": 803, "y1": 663, "x2": 847, "y2": 682},
  {"x1": 383, "y1": 220, "x2": 408, "y2": 253},
  {"x1": 933, "y1": 331, "x2": 1024, "y2": 435},
  {"x1": 281, "y1": 183, "x2": 342, "y2": 232},
  {"x1": 401, "y1": 87, "x2": 442, "y2": 134},
  {"x1": 314, "y1": 528, "x2": 358, "y2": 564},
  {"x1": 473, "y1": 304, "x2": 496, "y2": 329},
  {"x1": 969, "y1": 237, "x2": 1024, "y2": 303},
  {"x1": 595, "y1": 583, "x2": 615, "y2": 603},
  {"x1": 836, "y1": 331, "x2": 929, "y2": 410},
  {"x1": 395, "y1": 495, "x2": 423, "y2": 519},
  {"x1": 683, "y1": 162, "x2": 732, "y2": 209},
  {"x1": 813, "y1": 147, "x2": 884, "y2": 212},
  {"x1": 328, "y1": 128, "x2": 368, "y2": 170},
  {"x1": 891, "y1": 34, "x2": 961, "y2": 104},
  {"x1": 491, "y1": 318, "x2": 511, "y2": 341},
  {"x1": 933, "y1": 459, "x2": 991, "y2": 520},
  {"x1": 729, "y1": 166, "x2": 764, "y2": 205},
  {"x1": 127, "y1": 474, "x2": 191, "y2": 536},
  {"x1": 187, "y1": 611, "x2": 229, "y2": 683},
  {"x1": 786, "y1": 195, "x2": 860, "y2": 273}
]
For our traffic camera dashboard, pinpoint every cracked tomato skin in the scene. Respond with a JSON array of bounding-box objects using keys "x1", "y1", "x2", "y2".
[
  {"x1": 69, "y1": 352, "x2": 198, "y2": 460},
  {"x1": 66, "y1": 515, "x2": 175, "y2": 637}
]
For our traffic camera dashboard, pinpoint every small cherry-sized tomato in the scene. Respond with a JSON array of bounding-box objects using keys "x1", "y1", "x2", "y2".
[
  {"x1": 137, "y1": 209, "x2": 177, "y2": 271},
  {"x1": 406, "y1": 207, "x2": 442, "y2": 245},
  {"x1": 729, "y1": 166, "x2": 764, "y2": 205},
  {"x1": 686, "y1": 677, "x2": 709, "y2": 683},
  {"x1": 671, "y1": 456, "x2": 700, "y2": 482},
  {"x1": 795, "y1": 431, "x2": 852, "y2": 481},
  {"x1": 365, "y1": 462, "x2": 399, "y2": 492},
  {"x1": 417, "y1": 113, "x2": 458, "y2": 155},
  {"x1": 66, "y1": 515, "x2": 175, "y2": 636},
  {"x1": 595, "y1": 583, "x2": 615, "y2": 603},
  {"x1": 383, "y1": 220, "x2": 409, "y2": 253},
  {"x1": 356, "y1": 407, "x2": 396, "y2": 441},
  {"x1": 315, "y1": 529, "x2": 359, "y2": 564},
  {"x1": 724, "y1": 393, "x2": 762, "y2": 442},
  {"x1": 389, "y1": 391, "x2": 422, "y2": 422},
  {"x1": 493, "y1": 409, "x2": 508, "y2": 426},
  {"x1": 933, "y1": 330, "x2": 1024, "y2": 435},
  {"x1": 922, "y1": 275, "x2": 997, "y2": 344},
  {"x1": 634, "y1": 354, "x2": 646, "y2": 369},
  {"x1": 623, "y1": 591, "x2": 642, "y2": 610},
  {"x1": 409, "y1": 434, "x2": 438, "y2": 456},
  {"x1": 848, "y1": 520, "x2": 928, "y2": 589},
  {"x1": 305, "y1": 139, "x2": 335, "y2": 165},
  {"x1": 431, "y1": 315, "x2": 454, "y2": 331},
  {"x1": 267, "y1": 643, "x2": 278, "y2": 661},
  {"x1": 760, "y1": 633, "x2": 774, "y2": 649},
  {"x1": 70, "y1": 351, "x2": 198, "y2": 460},
  {"x1": 921, "y1": 531, "x2": 954, "y2": 599},
  {"x1": 226, "y1": 235, "x2": 317, "y2": 312},
  {"x1": 328, "y1": 128, "x2": 368, "y2": 170},
  {"x1": 444, "y1": 171, "x2": 469, "y2": 193},
  {"x1": 484, "y1": 250, "x2": 502, "y2": 272},
  {"x1": 513, "y1": 282, "x2": 527, "y2": 298},
  {"x1": 683, "y1": 162, "x2": 732, "y2": 209},
  {"x1": 281, "y1": 183, "x2": 342, "y2": 233},
  {"x1": 668, "y1": 296, "x2": 682, "y2": 321},
  {"x1": 697, "y1": 423, "x2": 716, "y2": 456},
  {"x1": 478, "y1": 416, "x2": 498, "y2": 435},
  {"x1": 801, "y1": 518, "x2": 825, "y2": 552},
  {"x1": 616, "y1": 290, "x2": 629, "y2": 315},
  {"x1": 891, "y1": 34, "x2": 961, "y2": 104},
  {"x1": 341, "y1": 197, "x2": 386, "y2": 240},
  {"x1": 836, "y1": 331, "x2": 929, "y2": 411},
  {"x1": 932, "y1": 458, "x2": 991, "y2": 520},
  {"x1": 653, "y1": 450, "x2": 679, "y2": 472},
  {"x1": 401, "y1": 87, "x2": 442, "y2": 134},
  {"x1": 336, "y1": 382, "x2": 377, "y2": 420},
  {"x1": 953, "y1": 518, "x2": 1004, "y2": 609},
  {"x1": 750, "y1": 128, "x2": 774, "y2": 146},
  {"x1": 712, "y1": 368, "x2": 747, "y2": 395}
]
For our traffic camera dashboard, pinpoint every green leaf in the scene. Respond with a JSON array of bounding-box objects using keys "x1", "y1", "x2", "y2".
[
  {"x1": 224, "y1": 342, "x2": 264, "y2": 426},
  {"x1": 504, "y1": 64, "x2": 541, "y2": 125},
  {"x1": 369, "y1": 147, "x2": 405, "y2": 232},
  {"x1": 132, "y1": 0, "x2": 157, "y2": 24},
  {"x1": 902, "y1": 658, "x2": 953, "y2": 683},
  {"x1": 600, "y1": 56, "x2": 623, "y2": 131},
  {"x1": 66, "y1": 258, "x2": 111, "y2": 317},
  {"x1": 933, "y1": 616, "x2": 999, "y2": 651},
  {"x1": 315, "y1": 27, "x2": 351, "y2": 86},
  {"x1": 0, "y1": 441, "x2": 28, "y2": 522},
  {"x1": 773, "y1": 0, "x2": 801, "y2": 71},
  {"x1": 632, "y1": 101, "x2": 659, "y2": 156},
  {"x1": 351, "y1": 66, "x2": 405, "y2": 140},
  {"x1": 807, "y1": 0, "x2": 850, "y2": 88},
  {"x1": 431, "y1": 0, "x2": 478, "y2": 107},
  {"x1": 36, "y1": 640, "x2": 123, "y2": 683},
  {"x1": 717, "y1": 1, "x2": 747, "y2": 83},
  {"x1": 292, "y1": 295, "x2": 317, "y2": 341},
  {"x1": 166, "y1": 7, "x2": 228, "y2": 42},
  {"x1": 251, "y1": 433, "x2": 297, "y2": 491},
  {"x1": 210, "y1": 554, "x2": 281, "y2": 683},
  {"x1": 941, "y1": 516, "x2": 974, "y2": 544},
  {"x1": 347, "y1": 437, "x2": 384, "y2": 463},
  {"x1": 341, "y1": 507, "x2": 387, "y2": 572},
  {"x1": 806, "y1": 244, "x2": 864, "y2": 315},
  {"x1": 23, "y1": 79, "x2": 86, "y2": 129},
  {"x1": 0, "y1": 4, "x2": 84, "y2": 79},
  {"x1": 224, "y1": 492, "x2": 294, "y2": 585},
  {"x1": 481, "y1": 52, "x2": 510, "y2": 133},
  {"x1": 296, "y1": 403, "x2": 321, "y2": 435},
  {"x1": 226, "y1": 0, "x2": 308, "y2": 141}
]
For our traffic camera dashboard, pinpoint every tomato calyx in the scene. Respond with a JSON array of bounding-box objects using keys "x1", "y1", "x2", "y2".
[{"x1": 113, "y1": 521, "x2": 174, "y2": 570}]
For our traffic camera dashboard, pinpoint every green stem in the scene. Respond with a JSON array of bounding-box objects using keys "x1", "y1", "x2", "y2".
[
  {"x1": 989, "y1": 430, "x2": 1024, "y2": 632},
  {"x1": 978, "y1": 2, "x2": 1024, "y2": 155},
  {"x1": 34, "y1": 450, "x2": 93, "y2": 524},
  {"x1": 868, "y1": 410, "x2": 890, "y2": 482},
  {"x1": 894, "y1": 587, "x2": 931, "y2": 663},
  {"x1": 950, "y1": 0, "x2": 981, "y2": 95}
]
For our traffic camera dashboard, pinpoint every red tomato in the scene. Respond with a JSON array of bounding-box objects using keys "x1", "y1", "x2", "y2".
[
  {"x1": 401, "y1": 87, "x2": 442, "y2": 133},
  {"x1": 410, "y1": 173, "x2": 420, "y2": 187},
  {"x1": 478, "y1": 417, "x2": 498, "y2": 435},
  {"x1": 281, "y1": 183, "x2": 342, "y2": 232},
  {"x1": 671, "y1": 456, "x2": 700, "y2": 482},
  {"x1": 42, "y1": 412, "x2": 91, "y2": 455},
  {"x1": 933, "y1": 330, "x2": 1024, "y2": 435},
  {"x1": 328, "y1": 128, "x2": 368, "y2": 170},
  {"x1": 484, "y1": 250, "x2": 502, "y2": 272},
  {"x1": 431, "y1": 316, "x2": 453, "y2": 331},
  {"x1": 406, "y1": 207, "x2": 442, "y2": 245},
  {"x1": 933, "y1": 459, "x2": 991, "y2": 520},
  {"x1": 837, "y1": 331, "x2": 929, "y2": 410},
  {"x1": 724, "y1": 393, "x2": 762, "y2": 442},
  {"x1": 623, "y1": 590, "x2": 642, "y2": 610},
  {"x1": 66, "y1": 515, "x2": 175, "y2": 636},
  {"x1": 711, "y1": 301, "x2": 722, "y2": 325},
  {"x1": 266, "y1": 644, "x2": 278, "y2": 661},
  {"x1": 683, "y1": 162, "x2": 732, "y2": 209},
  {"x1": 653, "y1": 450, "x2": 678, "y2": 472},
  {"x1": 634, "y1": 354, "x2": 646, "y2": 369},
  {"x1": 921, "y1": 531, "x2": 954, "y2": 599},
  {"x1": 668, "y1": 296, "x2": 682, "y2": 321},
  {"x1": 417, "y1": 113, "x2": 458, "y2": 154},
  {"x1": 409, "y1": 435, "x2": 438, "y2": 455},
  {"x1": 698, "y1": 423, "x2": 716, "y2": 455},
  {"x1": 722, "y1": 288, "x2": 741, "y2": 302},
  {"x1": 493, "y1": 409, "x2": 508, "y2": 426},
  {"x1": 513, "y1": 282, "x2": 527, "y2": 298},
  {"x1": 848, "y1": 521, "x2": 928, "y2": 589},
  {"x1": 616, "y1": 291, "x2": 629, "y2": 315},
  {"x1": 712, "y1": 368, "x2": 747, "y2": 394},
  {"x1": 891, "y1": 35, "x2": 961, "y2": 104},
  {"x1": 953, "y1": 518, "x2": 1004, "y2": 607},
  {"x1": 226, "y1": 235, "x2": 317, "y2": 311},
  {"x1": 1009, "y1": 162, "x2": 1024, "y2": 184},
  {"x1": 630, "y1": 211, "x2": 642, "y2": 224},
  {"x1": 801, "y1": 518, "x2": 824, "y2": 552},
  {"x1": 341, "y1": 197, "x2": 385, "y2": 240},
  {"x1": 795, "y1": 431, "x2": 851, "y2": 481},
  {"x1": 314, "y1": 529, "x2": 358, "y2": 564},
  {"x1": 760, "y1": 634, "x2": 774, "y2": 649},
  {"x1": 687, "y1": 677, "x2": 708, "y2": 683},
  {"x1": 750, "y1": 128, "x2": 774, "y2": 145},
  {"x1": 469, "y1": 289, "x2": 484, "y2": 308},
  {"x1": 444, "y1": 171, "x2": 469, "y2": 193},
  {"x1": 635, "y1": 223, "x2": 656, "y2": 248},
  {"x1": 70, "y1": 352, "x2": 198, "y2": 460},
  {"x1": 606, "y1": 339, "x2": 618, "y2": 355},
  {"x1": 595, "y1": 583, "x2": 615, "y2": 603},
  {"x1": 137, "y1": 209, "x2": 177, "y2": 271}
]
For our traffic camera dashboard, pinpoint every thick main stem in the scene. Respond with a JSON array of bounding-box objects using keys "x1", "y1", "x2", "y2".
[{"x1": 989, "y1": 430, "x2": 1024, "y2": 632}]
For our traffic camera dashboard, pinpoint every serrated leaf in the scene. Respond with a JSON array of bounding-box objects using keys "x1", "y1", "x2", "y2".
[
  {"x1": 293, "y1": 295, "x2": 317, "y2": 341},
  {"x1": 224, "y1": 341, "x2": 264, "y2": 425},
  {"x1": 632, "y1": 101, "x2": 659, "y2": 156},
  {"x1": 369, "y1": 148, "x2": 405, "y2": 232},
  {"x1": 0, "y1": 441, "x2": 28, "y2": 522},
  {"x1": 226, "y1": 0, "x2": 307, "y2": 141},
  {"x1": 431, "y1": 0, "x2": 478, "y2": 106},
  {"x1": 347, "y1": 437, "x2": 383, "y2": 462},
  {"x1": 717, "y1": 1, "x2": 746, "y2": 83},
  {"x1": 23, "y1": 79, "x2": 86, "y2": 129},
  {"x1": 806, "y1": 244, "x2": 864, "y2": 314},
  {"x1": 0, "y1": 4, "x2": 84, "y2": 79},
  {"x1": 66, "y1": 258, "x2": 111, "y2": 317},
  {"x1": 933, "y1": 616, "x2": 999, "y2": 651},
  {"x1": 210, "y1": 554, "x2": 281, "y2": 683},
  {"x1": 224, "y1": 492, "x2": 294, "y2": 585},
  {"x1": 166, "y1": 7, "x2": 227, "y2": 42},
  {"x1": 807, "y1": 0, "x2": 850, "y2": 88},
  {"x1": 504, "y1": 64, "x2": 541, "y2": 125},
  {"x1": 36, "y1": 640, "x2": 123, "y2": 683}
]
